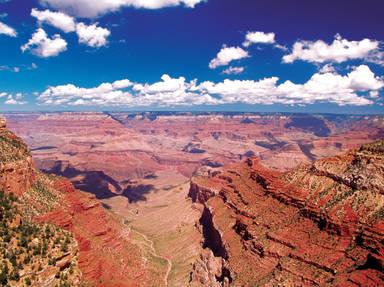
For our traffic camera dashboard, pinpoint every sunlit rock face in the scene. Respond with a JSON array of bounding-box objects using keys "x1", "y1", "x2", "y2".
[
  {"x1": 5, "y1": 112, "x2": 384, "y2": 200},
  {"x1": 189, "y1": 141, "x2": 384, "y2": 286},
  {"x1": 0, "y1": 119, "x2": 162, "y2": 287},
  {"x1": 2, "y1": 112, "x2": 384, "y2": 286}
]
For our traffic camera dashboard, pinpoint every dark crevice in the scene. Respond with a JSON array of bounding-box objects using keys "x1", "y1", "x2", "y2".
[{"x1": 200, "y1": 207, "x2": 228, "y2": 260}]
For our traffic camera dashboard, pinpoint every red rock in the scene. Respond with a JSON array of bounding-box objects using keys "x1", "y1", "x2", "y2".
[{"x1": 189, "y1": 141, "x2": 384, "y2": 286}]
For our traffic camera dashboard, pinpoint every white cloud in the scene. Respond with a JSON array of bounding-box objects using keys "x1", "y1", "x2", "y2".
[
  {"x1": 37, "y1": 65, "x2": 383, "y2": 107},
  {"x1": 76, "y1": 23, "x2": 111, "y2": 48},
  {"x1": 274, "y1": 44, "x2": 288, "y2": 51},
  {"x1": 222, "y1": 66, "x2": 244, "y2": 75},
  {"x1": 198, "y1": 65, "x2": 382, "y2": 106},
  {"x1": 112, "y1": 79, "x2": 133, "y2": 89},
  {"x1": 0, "y1": 21, "x2": 17, "y2": 37},
  {"x1": 39, "y1": 79, "x2": 135, "y2": 106},
  {"x1": 347, "y1": 65, "x2": 383, "y2": 91},
  {"x1": 0, "y1": 63, "x2": 37, "y2": 72},
  {"x1": 370, "y1": 91, "x2": 379, "y2": 98},
  {"x1": 21, "y1": 28, "x2": 67, "y2": 58},
  {"x1": 31, "y1": 8, "x2": 76, "y2": 33},
  {"x1": 132, "y1": 74, "x2": 217, "y2": 106},
  {"x1": 5, "y1": 97, "x2": 18, "y2": 105},
  {"x1": 30, "y1": 9, "x2": 110, "y2": 48},
  {"x1": 39, "y1": 75, "x2": 217, "y2": 106},
  {"x1": 0, "y1": 65, "x2": 20, "y2": 73},
  {"x1": 319, "y1": 64, "x2": 336, "y2": 74},
  {"x1": 283, "y1": 34, "x2": 381, "y2": 64},
  {"x1": 367, "y1": 50, "x2": 384, "y2": 66},
  {"x1": 39, "y1": 0, "x2": 206, "y2": 18},
  {"x1": 209, "y1": 46, "x2": 249, "y2": 69},
  {"x1": 4, "y1": 94, "x2": 27, "y2": 105},
  {"x1": 0, "y1": 92, "x2": 8, "y2": 98},
  {"x1": 243, "y1": 31, "x2": 275, "y2": 47}
]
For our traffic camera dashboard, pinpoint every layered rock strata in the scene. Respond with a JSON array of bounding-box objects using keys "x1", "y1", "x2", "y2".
[{"x1": 189, "y1": 141, "x2": 384, "y2": 286}]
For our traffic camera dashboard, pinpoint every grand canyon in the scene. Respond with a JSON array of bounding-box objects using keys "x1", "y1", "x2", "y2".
[
  {"x1": 1, "y1": 0, "x2": 384, "y2": 286},
  {"x1": 0, "y1": 112, "x2": 383, "y2": 286}
]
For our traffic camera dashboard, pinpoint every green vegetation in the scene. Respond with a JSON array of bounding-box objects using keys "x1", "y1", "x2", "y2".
[
  {"x1": 0, "y1": 130, "x2": 30, "y2": 163},
  {"x1": 0, "y1": 191, "x2": 77, "y2": 286},
  {"x1": 360, "y1": 140, "x2": 384, "y2": 154},
  {"x1": 371, "y1": 207, "x2": 384, "y2": 222},
  {"x1": 22, "y1": 174, "x2": 61, "y2": 218}
]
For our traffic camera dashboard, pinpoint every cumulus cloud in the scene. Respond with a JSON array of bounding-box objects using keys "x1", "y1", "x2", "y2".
[
  {"x1": 39, "y1": 75, "x2": 217, "y2": 106},
  {"x1": 222, "y1": 66, "x2": 244, "y2": 75},
  {"x1": 0, "y1": 21, "x2": 16, "y2": 37},
  {"x1": 39, "y1": 79, "x2": 134, "y2": 106},
  {"x1": 132, "y1": 74, "x2": 217, "y2": 106},
  {"x1": 209, "y1": 46, "x2": 249, "y2": 69},
  {"x1": 4, "y1": 93, "x2": 27, "y2": 105},
  {"x1": 283, "y1": 34, "x2": 381, "y2": 64},
  {"x1": 199, "y1": 65, "x2": 382, "y2": 106},
  {"x1": 39, "y1": 0, "x2": 206, "y2": 18},
  {"x1": 243, "y1": 31, "x2": 275, "y2": 47},
  {"x1": 319, "y1": 64, "x2": 336, "y2": 74},
  {"x1": 37, "y1": 65, "x2": 383, "y2": 107},
  {"x1": 21, "y1": 28, "x2": 67, "y2": 58},
  {"x1": 31, "y1": 8, "x2": 76, "y2": 33},
  {"x1": 30, "y1": 9, "x2": 110, "y2": 48},
  {"x1": 76, "y1": 23, "x2": 111, "y2": 48}
]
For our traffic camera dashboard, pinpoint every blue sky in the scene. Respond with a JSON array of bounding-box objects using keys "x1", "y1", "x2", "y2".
[{"x1": 0, "y1": 0, "x2": 383, "y2": 113}]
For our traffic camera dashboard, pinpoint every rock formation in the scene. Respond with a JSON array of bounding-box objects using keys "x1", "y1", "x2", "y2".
[
  {"x1": 2, "y1": 113, "x2": 384, "y2": 286},
  {"x1": 0, "y1": 119, "x2": 162, "y2": 286},
  {"x1": 189, "y1": 140, "x2": 384, "y2": 286},
  {"x1": 0, "y1": 119, "x2": 82, "y2": 286}
]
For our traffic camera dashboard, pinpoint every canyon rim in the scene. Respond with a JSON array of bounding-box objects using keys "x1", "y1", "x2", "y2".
[{"x1": 1, "y1": 0, "x2": 384, "y2": 286}]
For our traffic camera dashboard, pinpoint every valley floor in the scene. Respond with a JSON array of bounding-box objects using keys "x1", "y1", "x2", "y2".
[{"x1": 102, "y1": 172, "x2": 204, "y2": 287}]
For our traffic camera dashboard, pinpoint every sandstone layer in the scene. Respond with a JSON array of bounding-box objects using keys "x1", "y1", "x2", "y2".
[
  {"x1": 0, "y1": 119, "x2": 163, "y2": 286},
  {"x1": 189, "y1": 141, "x2": 384, "y2": 286}
]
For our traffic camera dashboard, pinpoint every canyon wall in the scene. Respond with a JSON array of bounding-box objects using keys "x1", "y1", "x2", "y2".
[
  {"x1": 0, "y1": 119, "x2": 163, "y2": 286},
  {"x1": 189, "y1": 141, "x2": 384, "y2": 286}
]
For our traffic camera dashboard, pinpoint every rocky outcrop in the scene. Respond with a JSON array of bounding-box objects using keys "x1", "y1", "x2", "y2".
[
  {"x1": 190, "y1": 140, "x2": 384, "y2": 286},
  {"x1": 36, "y1": 177, "x2": 162, "y2": 286},
  {"x1": 0, "y1": 119, "x2": 81, "y2": 286},
  {"x1": 0, "y1": 121, "x2": 35, "y2": 197},
  {"x1": 0, "y1": 156, "x2": 35, "y2": 197},
  {"x1": 0, "y1": 119, "x2": 161, "y2": 286}
]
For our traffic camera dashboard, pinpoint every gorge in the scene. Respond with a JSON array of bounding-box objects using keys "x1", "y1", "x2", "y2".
[{"x1": 1, "y1": 112, "x2": 383, "y2": 286}]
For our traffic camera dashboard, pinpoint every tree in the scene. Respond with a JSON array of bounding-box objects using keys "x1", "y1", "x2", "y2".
[{"x1": 0, "y1": 271, "x2": 7, "y2": 285}]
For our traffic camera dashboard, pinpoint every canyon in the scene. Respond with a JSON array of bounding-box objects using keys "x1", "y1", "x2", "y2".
[
  {"x1": 189, "y1": 141, "x2": 384, "y2": 286},
  {"x1": 1, "y1": 112, "x2": 384, "y2": 286}
]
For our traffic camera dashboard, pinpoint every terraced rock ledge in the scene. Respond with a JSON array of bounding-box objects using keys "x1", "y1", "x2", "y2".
[{"x1": 189, "y1": 140, "x2": 384, "y2": 286}]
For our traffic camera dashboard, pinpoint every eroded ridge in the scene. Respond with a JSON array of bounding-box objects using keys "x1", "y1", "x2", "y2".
[
  {"x1": 189, "y1": 141, "x2": 384, "y2": 286},
  {"x1": 0, "y1": 119, "x2": 163, "y2": 287}
]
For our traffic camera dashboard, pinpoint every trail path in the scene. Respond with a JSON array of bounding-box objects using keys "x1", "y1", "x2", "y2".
[{"x1": 122, "y1": 219, "x2": 172, "y2": 287}]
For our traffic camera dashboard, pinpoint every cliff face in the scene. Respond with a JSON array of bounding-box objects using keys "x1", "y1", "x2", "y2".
[
  {"x1": 0, "y1": 119, "x2": 161, "y2": 286},
  {"x1": 0, "y1": 120, "x2": 82, "y2": 286},
  {"x1": 0, "y1": 127, "x2": 35, "y2": 197},
  {"x1": 36, "y1": 177, "x2": 163, "y2": 286},
  {"x1": 189, "y1": 140, "x2": 384, "y2": 286}
]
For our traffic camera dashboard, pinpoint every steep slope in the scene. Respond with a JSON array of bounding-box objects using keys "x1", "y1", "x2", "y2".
[
  {"x1": 0, "y1": 119, "x2": 82, "y2": 286},
  {"x1": 0, "y1": 119, "x2": 164, "y2": 286},
  {"x1": 189, "y1": 140, "x2": 384, "y2": 286}
]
